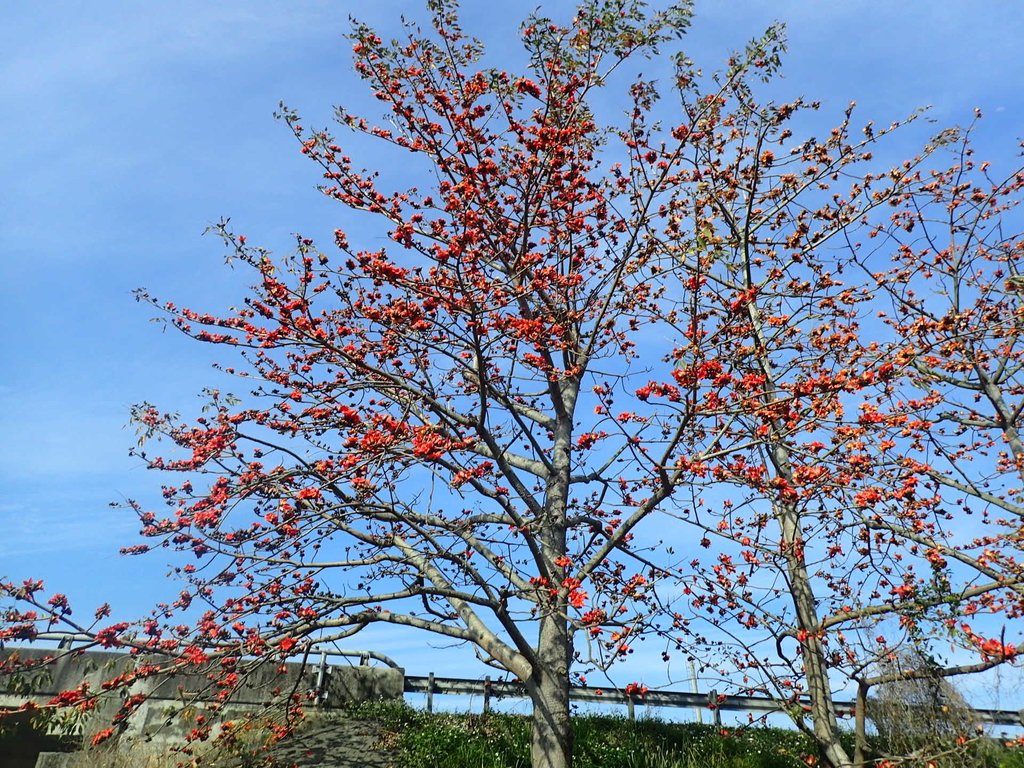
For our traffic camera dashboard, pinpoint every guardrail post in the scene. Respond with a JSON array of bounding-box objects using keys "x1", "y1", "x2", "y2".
[
  {"x1": 689, "y1": 660, "x2": 702, "y2": 724},
  {"x1": 426, "y1": 672, "x2": 434, "y2": 714},
  {"x1": 626, "y1": 693, "x2": 635, "y2": 722},
  {"x1": 483, "y1": 676, "x2": 492, "y2": 714},
  {"x1": 708, "y1": 690, "x2": 722, "y2": 727},
  {"x1": 315, "y1": 651, "x2": 329, "y2": 707}
]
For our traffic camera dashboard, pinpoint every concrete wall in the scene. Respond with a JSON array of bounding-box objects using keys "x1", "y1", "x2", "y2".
[
  {"x1": 2, "y1": 647, "x2": 403, "y2": 707},
  {"x1": 1, "y1": 646, "x2": 404, "y2": 764}
]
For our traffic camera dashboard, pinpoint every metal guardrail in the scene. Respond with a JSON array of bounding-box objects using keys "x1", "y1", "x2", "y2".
[
  {"x1": 404, "y1": 674, "x2": 1024, "y2": 727},
  {"x1": 14, "y1": 634, "x2": 1024, "y2": 727}
]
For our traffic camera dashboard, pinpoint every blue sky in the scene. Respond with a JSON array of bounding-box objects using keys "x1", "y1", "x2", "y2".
[{"x1": 3, "y1": 1, "x2": 1024, "y2": 713}]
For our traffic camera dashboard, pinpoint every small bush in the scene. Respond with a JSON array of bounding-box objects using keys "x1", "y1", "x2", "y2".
[{"x1": 869, "y1": 650, "x2": 990, "y2": 768}]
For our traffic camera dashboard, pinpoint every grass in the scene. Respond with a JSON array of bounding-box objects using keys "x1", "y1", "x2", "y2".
[
  {"x1": 10, "y1": 699, "x2": 1024, "y2": 767},
  {"x1": 347, "y1": 699, "x2": 1024, "y2": 768},
  {"x1": 348, "y1": 700, "x2": 836, "y2": 768}
]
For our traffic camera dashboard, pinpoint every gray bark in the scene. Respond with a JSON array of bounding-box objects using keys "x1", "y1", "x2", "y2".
[{"x1": 529, "y1": 612, "x2": 574, "y2": 768}]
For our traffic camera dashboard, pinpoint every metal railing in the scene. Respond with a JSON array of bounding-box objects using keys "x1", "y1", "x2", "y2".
[
  {"x1": 12, "y1": 634, "x2": 1024, "y2": 728},
  {"x1": 404, "y1": 674, "x2": 1024, "y2": 727}
]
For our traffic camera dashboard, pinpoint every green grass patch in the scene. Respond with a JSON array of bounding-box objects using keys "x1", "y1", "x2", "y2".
[
  {"x1": 346, "y1": 700, "x2": 836, "y2": 768},
  {"x1": 346, "y1": 699, "x2": 1024, "y2": 768}
]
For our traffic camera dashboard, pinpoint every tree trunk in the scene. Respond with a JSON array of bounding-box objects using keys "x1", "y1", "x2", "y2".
[
  {"x1": 779, "y1": 506, "x2": 853, "y2": 768},
  {"x1": 528, "y1": 612, "x2": 573, "y2": 768},
  {"x1": 854, "y1": 680, "x2": 869, "y2": 768},
  {"x1": 769, "y1": 439, "x2": 852, "y2": 768}
]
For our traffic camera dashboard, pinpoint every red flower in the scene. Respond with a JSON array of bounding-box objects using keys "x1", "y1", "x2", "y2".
[
  {"x1": 624, "y1": 682, "x2": 649, "y2": 699},
  {"x1": 95, "y1": 623, "x2": 129, "y2": 649},
  {"x1": 92, "y1": 728, "x2": 116, "y2": 747},
  {"x1": 515, "y1": 78, "x2": 542, "y2": 98}
]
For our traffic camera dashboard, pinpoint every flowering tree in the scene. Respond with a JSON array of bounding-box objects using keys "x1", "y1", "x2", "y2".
[
  {"x1": 639, "y1": 94, "x2": 1024, "y2": 765},
  {"x1": 3, "y1": 3, "x2": 1023, "y2": 768},
  {"x1": 9, "y1": 5, "x2": 698, "y2": 768},
  {"x1": 854, "y1": 126, "x2": 1024, "y2": 758}
]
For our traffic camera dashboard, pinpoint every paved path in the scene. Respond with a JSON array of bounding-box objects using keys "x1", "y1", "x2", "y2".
[{"x1": 267, "y1": 717, "x2": 397, "y2": 768}]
